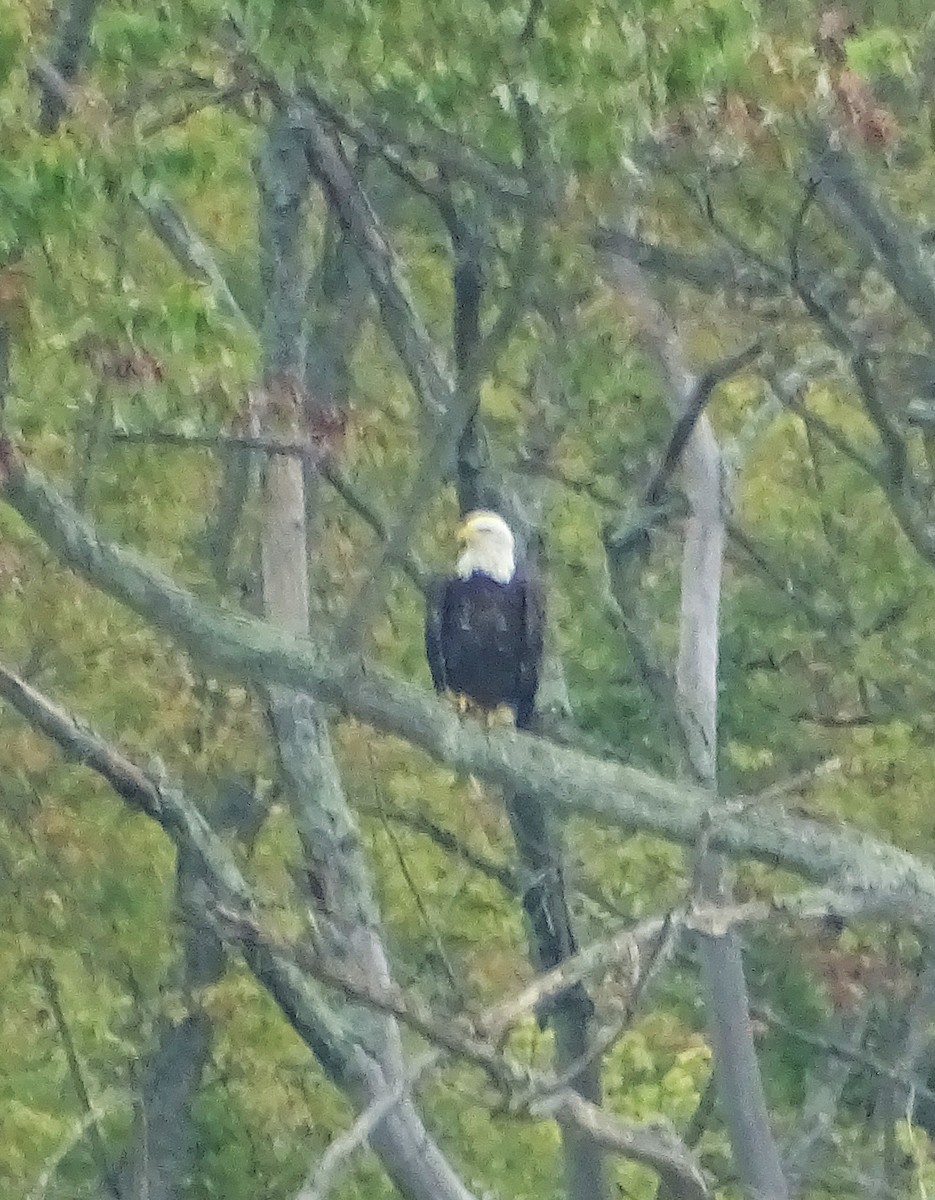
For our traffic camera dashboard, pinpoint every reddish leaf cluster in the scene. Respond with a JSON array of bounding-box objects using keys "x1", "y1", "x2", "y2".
[
  {"x1": 807, "y1": 942, "x2": 906, "y2": 1012},
  {"x1": 817, "y1": 7, "x2": 899, "y2": 150},
  {"x1": 73, "y1": 334, "x2": 165, "y2": 385}
]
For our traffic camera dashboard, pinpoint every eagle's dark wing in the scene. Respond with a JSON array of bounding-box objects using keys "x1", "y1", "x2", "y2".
[
  {"x1": 424, "y1": 577, "x2": 449, "y2": 693},
  {"x1": 515, "y1": 567, "x2": 544, "y2": 729}
]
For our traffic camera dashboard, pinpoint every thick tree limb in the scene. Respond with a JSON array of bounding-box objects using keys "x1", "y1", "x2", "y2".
[
  {"x1": 0, "y1": 658, "x2": 717, "y2": 1196},
  {"x1": 534, "y1": 1090, "x2": 709, "y2": 1200},
  {"x1": 292, "y1": 101, "x2": 453, "y2": 419},
  {"x1": 253, "y1": 116, "x2": 477, "y2": 1200},
  {"x1": 0, "y1": 655, "x2": 906, "y2": 1105},
  {"x1": 0, "y1": 659, "x2": 479, "y2": 1198},
  {"x1": 5, "y1": 447, "x2": 935, "y2": 920}
]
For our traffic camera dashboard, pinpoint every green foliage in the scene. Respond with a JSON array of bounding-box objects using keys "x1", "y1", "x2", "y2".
[{"x1": 7, "y1": 0, "x2": 935, "y2": 1196}]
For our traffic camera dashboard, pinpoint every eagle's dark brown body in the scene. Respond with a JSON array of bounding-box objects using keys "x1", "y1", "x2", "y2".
[{"x1": 424, "y1": 568, "x2": 543, "y2": 728}]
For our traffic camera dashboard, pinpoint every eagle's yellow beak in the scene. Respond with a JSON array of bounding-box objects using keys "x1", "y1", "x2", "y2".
[
  {"x1": 456, "y1": 511, "x2": 490, "y2": 545},
  {"x1": 455, "y1": 515, "x2": 477, "y2": 546}
]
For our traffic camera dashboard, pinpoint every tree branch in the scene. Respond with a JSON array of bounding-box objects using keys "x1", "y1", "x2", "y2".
[
  {"x1": 296, "y1": 1052, "x2": 440, "y2": 1200},
  {"x1": 593, "y1": 227, "x2": 784, "y2": 298},
  {"x1": 5, "y1": 448, "x2": 935, "y2": 920},
  {"x1": 253, "y1": 114, "x2": 477, "y2": 1200},
  {"x1": 533, "y1": 1090, "x2": 710, "y2": 1200},
  {"x1": 30, "y1": 56, "x2": 254, "y2": 336},
  {"x1": 810, "y1": 128, "x2": 935, "y2": 336},
  {"x1": 35, "y1": 959, "x2": 122, "y2": 1200},
  {"x1": 291, "y1": 98, "x2": 454, "y2": 420},
  {"x1": 0, "y1": 657, "x2": 718, "y2": 1195},
  {"x1": 35, "y1": 0, "x2": 102, "y2": 134}
]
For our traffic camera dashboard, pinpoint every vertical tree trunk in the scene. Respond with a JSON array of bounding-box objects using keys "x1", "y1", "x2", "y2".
[
  {"x1": 600, "y1": 250, "x2": 788, "y2": 1200},
  {"x1": 255, "y1": 117, "x2": 477, "y2": 1200},
  {"x1": 677, "y1": 371, "x2": 790, "y2": 1200},
  {"x1": 450, "y1": 272, "x2": 605, "y2": 1198}
]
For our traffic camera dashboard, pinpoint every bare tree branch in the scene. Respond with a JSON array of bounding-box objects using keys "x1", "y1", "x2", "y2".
[
  {"x1": 25, "y1": 1093, "x2": 126, "y2": 1200},
  {"x1": 30, "y1": 56, "x2": 254, "y2": 338},
  {"x1": 0, "y1": 657, "x2": 719, "y2": 1195},
  {"x1": 35, "y1": 960, "x2": 122, "y2": 1200},
  {"x1": 5, "y1": 448, "x2": 935, "y2": 920},
  {"x1": 810, "y1": 129, "x2": 935, "y2": 336},
  {"x1": 644, "y1": 340, "x2": 763, "y2": 510},
  {"x1": 297, "y1": 1052, "x2": 440, "y2": 1200},
  {"x1": 533, "y1": 1090, "x2": 710, "y2": 1200},
  {"x1": 593, "y1": 226, "x2": 785, "y2": 298},
  {"x1": 107, "y1": 429, "x2": 431, "y2": 591},
  {"x1": 253, "y1": 115, "x2": 478, "y2": 1200},
  {"x1": 291, "y1": 99, "x2": 454, "y2": 420},
  {"x1": 752, "y1": 1002, "x2": 935, "y2": 1109},
  {"x1": 783, "y1": 1007, "x2": 871, "y2": 1196}
]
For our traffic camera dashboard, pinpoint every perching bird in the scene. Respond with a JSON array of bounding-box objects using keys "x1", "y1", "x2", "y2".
[
  {"x1": 424, "y1": 510, "x2": 543, "y2": 729},
  {"x1": 425, "y1": 512, "x2": 593, "y2": 1030}
]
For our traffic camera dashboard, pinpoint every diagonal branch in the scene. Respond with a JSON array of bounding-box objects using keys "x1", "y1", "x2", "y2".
[
  {"x1": 35, "y1": 959, "x2": 122, "y2": 1200},
  {"x1": 5, "y1": 446, "x2": 935, "y2": 918},
  {"x1": 296, "y1": 1052, "x2": 440, "y2": 1200},
  {"x1": 810, "y1": 128, "x2": 935, "y2": 336},
  {"x1": 534, "y1": 1090, "x2": 709, "y2": 1200},
  {"x1": 35, "y1": 0, "x2": 101, "y2": 134},
  {"x1": 593, "y1": 226, "x2": 785, "y2": 298},
  {"x1": 0, "y1": 657, "x2": 716, "y2": 1195},
  {"x1": 30, "y1": 57, "x2": 253, "y2": 337},
  {"x1": 644, "y1": 340, "x2": 763, "y2": 509},
  {"x1": 108, "y1": 429, "x2": 431, "y2": 591},
  {"x1": 293, "y1": 100, "x2": 454, "y2": 419}
]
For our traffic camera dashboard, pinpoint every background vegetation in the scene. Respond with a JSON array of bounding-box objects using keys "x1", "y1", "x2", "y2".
[{"x1": 5, "y1": 0, "x2": 935, "y2": 1197}]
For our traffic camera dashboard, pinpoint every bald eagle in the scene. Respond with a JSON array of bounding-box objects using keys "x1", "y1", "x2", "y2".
[{"x1": 425, "y1": 511, "x2": 544, "y2": 728}]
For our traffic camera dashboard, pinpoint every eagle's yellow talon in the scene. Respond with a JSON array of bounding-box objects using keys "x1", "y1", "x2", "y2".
[
  {"x1": 483, "y1": 705, "x2": 516, "y2": 730},
  {"x1": 445, "y1": 690, "x2": 473, "y2": 718}
]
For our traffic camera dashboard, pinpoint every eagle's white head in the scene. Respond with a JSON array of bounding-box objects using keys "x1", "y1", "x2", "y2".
[{"x1": 456, "y1": 510, "x2": 516, "y2": 584}]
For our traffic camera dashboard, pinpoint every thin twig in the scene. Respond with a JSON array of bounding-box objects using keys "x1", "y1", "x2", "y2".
[
  {"x1": 35, "y1": 960, "x2": 122, "y2": 1200},
  {"x1": 25, "y1": 1094, "x2": 125, "y2": 1200},
  {"x1": 297, "y1": 1052, "x2": 439, "y2": 1200},
  {"x1": 357, "y1": 799, "x2": 517, "y2": 892},
  {"x1": 752, "y1": 1003, "x2": 935, "y2": 1108},
  {"x1": 108, "y1": 427, "x2": 430, "y2": 590},
  {"x1": 379, "y1": 812, "x2": 465, "y2": 1000},
  {"x1": 30, "y1": 56, "x2": 253, "y2": 335}
]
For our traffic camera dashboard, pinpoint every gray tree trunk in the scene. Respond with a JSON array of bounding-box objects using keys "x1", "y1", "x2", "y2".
[
  {"x1": 256, "y1": 116, "x2": 476, "y2": 1200},
  {"x1": 599, "y1": 249, "x2": 789, "y2": 1200}
]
